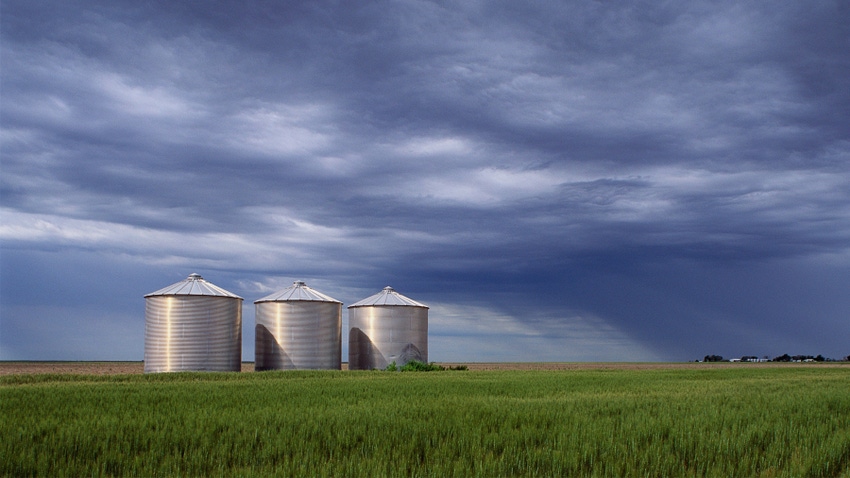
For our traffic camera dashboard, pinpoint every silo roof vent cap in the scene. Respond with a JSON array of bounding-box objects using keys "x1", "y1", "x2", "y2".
[
  {"x1": 348, "y1": 285, "x2": 428, "y2": 309},
  {"x1": 254, "y1": 280, "x2": 341, "y2": 303},
  {"x1": 144, "y1": 273, "x2": 242, "y2": 299}
]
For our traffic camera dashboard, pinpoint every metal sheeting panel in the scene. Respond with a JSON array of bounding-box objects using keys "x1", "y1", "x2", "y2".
[
  {"x1": 144, "y1": 295, "x2": 242, "y2": 373},
  {"x1": 255, "y1": 281, "x2": 342, "y2": 303},
  {"x1": 145, "y1": 273, "x2": 242, "y2": 298},
  {"x1": 349, "y1": 286, "x2": 428, "y2": 308},
  {"x1": 348, "y1": 305, "x2": 428, "y2": 370},
  {"x1": 255, "y1": 301, "x2": 342, "y2": 370}
]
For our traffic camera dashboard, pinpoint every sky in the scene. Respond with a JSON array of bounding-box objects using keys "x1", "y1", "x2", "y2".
[{"x1": 1, "y1": 1, "x2": 848, "y2": 363}]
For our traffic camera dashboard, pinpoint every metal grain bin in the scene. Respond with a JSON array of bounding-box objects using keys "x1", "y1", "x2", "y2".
[
  {"x1": 144, "y1": 273, "x2": 243, "y2": 373},
  {"x1": 348, "y1": 286, "x2": 428, "y2": 370},
  {"x1": 254, "y1": 281, "x2": 342, "y2": 370}
]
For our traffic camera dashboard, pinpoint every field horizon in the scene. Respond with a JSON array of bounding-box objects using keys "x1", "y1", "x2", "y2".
[{"x1": 2, "y1": 360, "x2": 849, "y2": 376}]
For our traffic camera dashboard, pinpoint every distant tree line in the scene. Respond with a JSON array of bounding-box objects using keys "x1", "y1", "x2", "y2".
[
  {"x1": 771, "y1": 354, "x2": 826, "y2": 362},
  {"x1": 701, "y1": 354, "x2": 849, "y2": 362}
]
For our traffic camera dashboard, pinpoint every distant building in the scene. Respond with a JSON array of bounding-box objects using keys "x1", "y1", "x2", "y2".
[
  {"x1": 144, "y1": 273, "x2": 242, "y2": 373},
  {"x1": 254, "y1": 281, "x2": 342, "y2": 370},
  {"x1": 348, "y1": 286, "x2": 428, "y2": 370}
]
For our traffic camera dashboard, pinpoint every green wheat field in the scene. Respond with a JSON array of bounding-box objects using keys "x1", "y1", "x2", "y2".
[{"x1": 2, "y1": 366, "x2": 849, "y2": 477}]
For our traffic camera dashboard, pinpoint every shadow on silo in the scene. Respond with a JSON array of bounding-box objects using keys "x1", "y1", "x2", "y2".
[
  {"x1": 255, "y1": 324, "x2": 295, "y2": 371},
  {"x1": 399, "y1": 343, "x2": 423, "y2": 364},
  {"x1": 348, "y1": 327, "x2": 386, "y2": 370}
]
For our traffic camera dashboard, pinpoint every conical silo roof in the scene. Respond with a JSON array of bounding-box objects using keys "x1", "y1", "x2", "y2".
[
  {"x1": 254, "y1": 280, "x2": 342, "y2": 303},
  {"x1": 144, "y1": 273, "x2": 242, "y2": 299},
  {"x1": 348, "y1": 286, "x2": 428, "y2": 308}
]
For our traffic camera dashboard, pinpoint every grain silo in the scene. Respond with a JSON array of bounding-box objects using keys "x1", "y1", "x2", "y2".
[
  {"x1": 144, "y1": 273, "x2": 243, "y2": 373},
  {"x1": 254, "y1": 281, "x2": 342, "y2": 370},
  {"x1": 348, "y1": 286, "x2": 428, "y2": 370}
]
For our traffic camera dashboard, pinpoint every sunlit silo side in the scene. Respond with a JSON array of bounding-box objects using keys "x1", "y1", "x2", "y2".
[
  {"x1": 254, "y1": 281, "x2": 342, "y2": 370},
  {"x1": 348, "y1": 286, "x2": 428, "y2": 370},
  {"x1": 144, "y1": 273, "x2": 243, "y2": 373}
]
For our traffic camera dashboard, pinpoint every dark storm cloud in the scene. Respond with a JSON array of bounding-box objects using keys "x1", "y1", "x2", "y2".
[{"x1": 2, "y1": 1, "x2": 849, "y2": 361}]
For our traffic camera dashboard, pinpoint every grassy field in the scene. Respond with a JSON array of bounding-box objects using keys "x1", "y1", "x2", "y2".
[{"x1": 2, "y1": 366, "x2": 849, "y2": 477}]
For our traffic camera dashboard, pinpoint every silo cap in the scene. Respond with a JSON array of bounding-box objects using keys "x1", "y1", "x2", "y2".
[
  {"x1": 348, "y1": 286, "x2": 428, "y2": 308},
  {"x1": 254, "y1": 280, "x2": 342, "y2": 303},
  {"x1": 144, "y1": 273, "x2": 243, "y2": 299}
]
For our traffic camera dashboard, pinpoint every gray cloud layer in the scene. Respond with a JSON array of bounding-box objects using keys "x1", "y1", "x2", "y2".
[{"x1": 2, "y1": 1, "x2": 849, "y2": 361}]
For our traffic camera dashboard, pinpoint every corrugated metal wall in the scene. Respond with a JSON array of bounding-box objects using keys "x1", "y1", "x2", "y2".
[
  {"x1": 144, "y1": 295, "x2": 242, "y2": 372},
  {"x1": 255, "y1": 301, "x2": 342, "y2": 370},
  {"x1": 348, "y1": 305, "x2": 428, "y2": 370}
]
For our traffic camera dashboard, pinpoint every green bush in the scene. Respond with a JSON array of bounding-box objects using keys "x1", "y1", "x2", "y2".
[
  {"x1": 385, "y1": 360, "x2": 446, "y2": 371},
  {"x1": 399, "y1": 360, "x2": 445, "y2": 372}
]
